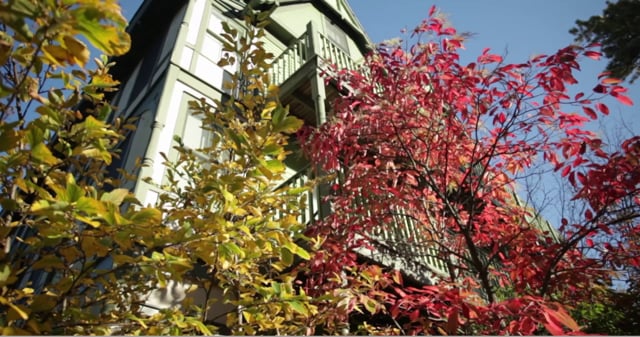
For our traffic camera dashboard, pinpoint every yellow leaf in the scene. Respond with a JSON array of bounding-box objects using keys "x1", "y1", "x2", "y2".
[
  {"x1": 42, "y1": 44, "x2": 68, "y2": 65},
  {"x1": 261, "y1": 101, "x2": 278, "y2": 118},
  {"x1": 284, "y1": 241, "x2": 310, "y2": 260},
  {"x1": 0, "y1": 122, "x2": 21, "y2": 152},
  {"x1": 75, "y1": 215, "x2": 101, "y2": 228},
  {"x1": 130, "y1": 207, "x2": 162, "y2": 224},
  {"x1": 74, "y1": 9, "x2": 130, "y2": 56},
  {"x1": 31, "y1": 143, "x2": 60, "y2": 165},
  {"x1": 2, "y1": 326, "x2": 32, "y2": 335},
  {"x1": 63, "y1": 35, "x2": 89, "y2": 67},
  {"x1": 30, "y1": 200, "x2": 50, "y2": 212},
  {"x1": 76, "y1": 196, "x2": 107, "y2": 216},
  {"x1": 100, "y1": 188, "x2": 130, "y2": 206},
  {"x1": 7, "y1": 303, "x2": 30, "y2": 321},
  {"x1": 0, "y1": 264, "x2": 10, "y2": 283},
  {"x1": 273, "y1": 116, "x2": 303, "y2": 134}
]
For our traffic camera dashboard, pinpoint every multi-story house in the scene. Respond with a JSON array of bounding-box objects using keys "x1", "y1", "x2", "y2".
[
  {"x1": 110, "y1": 0, "x2": 366, "y2": 208},
  {"x1": 105, "y1": 0, "x2": 380, "y2": 322},
  {"x1": 104, "y1": 1, "x2": 570, "y2": 331},
  {"x1": 107, "y1": 0, "x2": 564, "y2": 327}
]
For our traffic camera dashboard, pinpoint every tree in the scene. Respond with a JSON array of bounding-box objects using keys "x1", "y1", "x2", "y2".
[
  {"x1": 151, "y1": 16, "x2": 324, "y2": 335},
  {"x1": 0, "y1": 1, "x2": 317, "y2": 335},
  {"x1": 570, "y1": 0, "x2": 640, "y2": 83},
  {"x1": 301, "y1": 6, "x2": 639, "y2": 335},
  {"x1": 0, "y1": 0, "x2": 168, "y2": 334}
]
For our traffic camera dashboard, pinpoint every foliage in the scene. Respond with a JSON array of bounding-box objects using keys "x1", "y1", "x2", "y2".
[
  {"x1": 301, "y1": 6, "x2": 639, "y2": 335},
  {"x1": 150, "y1": 15, "x2": 319, "y2": 335},
  {"x1": 572, "y1": 267, "x2": 640, "y2": 335},
  {"x1": 0, "y1": 0, "x2": 173, "y2": 334},
  {"x1": 0, "y1": 0, "x2": 318, "y2": 335},
  {"x1": 570, "y1": 0, "x2": 640, "y2": 83}
]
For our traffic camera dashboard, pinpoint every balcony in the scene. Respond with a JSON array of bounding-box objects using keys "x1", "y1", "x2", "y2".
[
  {"x1": 267, "y1": 21, "x2": 360, "y2": 126},
  {"x1": 268, "y1": 22, "x2": 449, "y2": 284}
]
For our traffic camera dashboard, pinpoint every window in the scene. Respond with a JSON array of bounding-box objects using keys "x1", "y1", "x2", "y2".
[
  {"x1": 201, "y1": 10, "x2": 237, "y2": 73},
  {"x1": 182, "y1": 112, "x2": 214, "y2": 150},
  {"x1": 324, "y1": 19, "x2": 350, "y2": 55},
  {"x1": 208, "y1": 11, "x2": 223, "y2": 35}
]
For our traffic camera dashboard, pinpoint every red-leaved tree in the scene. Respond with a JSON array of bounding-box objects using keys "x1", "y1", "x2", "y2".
[{"x1": 299, "y1": 6, "x2": 639, "y2": 335}]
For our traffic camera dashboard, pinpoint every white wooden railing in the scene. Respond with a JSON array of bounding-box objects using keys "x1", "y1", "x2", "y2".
[{"x1": 268, "y1": 21, "x2": 361, "y2": 87}]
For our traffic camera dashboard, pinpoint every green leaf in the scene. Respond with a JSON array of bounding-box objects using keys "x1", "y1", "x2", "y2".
[
  {"x1": 76, "y1": 196, "x2": 106, "y2": 216},
  {"x1": 262, "y1": 159, "x2": 285, "y2": 174},
  {"x1": 288, "y1": 301, "x2": 308, "y2": 316},
  {"x1": 219, "y1": 242, "x2": 245, "y2": 259},
  {"x1": 73, "y1": 8, "x2": 130, "y2": 56},
  {"x1": 280, "y1": 246, "x2": 293, "y2": 265},
  {"x1": 31, "y1": 143, "x2": 60, "y2": 165},
  {"x1": 130, "y1": 207, "x2": 162, "y2": 224},
  {"x1": 0, "y1": 264, "x2": 10, "y2": 283},
  {"x1": 273, "y1": 116, "x2": 303, "y2": 134},
  {"x1": 30, "y1": 294, "x2": 57, "y2": 313},
  {"x1": 63, "y1": 174, "x2": 84, "y2": 202},
  {"x1": 32, "y1": 255, "x2": 65, "y2": 270},
  {"x1": 286, "y1": 186, "x2": 308, "y2": 195}
]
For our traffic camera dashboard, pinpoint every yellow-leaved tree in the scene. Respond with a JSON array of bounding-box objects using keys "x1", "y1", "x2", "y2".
[
  {"x1": 153, "y1": 14, "x2": 321, "y2": 335},
  {"x1": 0, "y1": 0, "x2": 180, "y2": 334},
  {"x1": 0, "y1": 1, "x2": 320, "y2": 335}
]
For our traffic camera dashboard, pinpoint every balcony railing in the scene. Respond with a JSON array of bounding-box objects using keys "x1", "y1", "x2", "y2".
[
  {"x1": 274, "y1": 167, "x2": 449, "y2": 281},
  {"x1": 269, "y1": 32, "x2": 309, "y2": 87},
  {"x1": 317, "y1": 33, "x2": 358, "y2": 72},
  {"x1": 268, "y1": 22, "x2": 447, "y2": 281},
  {"x1": 378, "y1": 207, "x2": 449, "y2": 277},
  {"x1": 274, "y1": 166, "x2": 319, "y2": 226},
  {"x1": 268, "y1": 21, "x2": 361, "y2": 88}
]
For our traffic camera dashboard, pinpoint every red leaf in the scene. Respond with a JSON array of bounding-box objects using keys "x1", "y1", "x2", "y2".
[
  {"x1": 542, "y1": 314, "x2": 565, "y2": 336},
  {"x1": 602, "y1": 77, "x2": 621, "y2": 84},
  {"x1": 583, "y1": 50, "x2": 601, "y2": 60},
  {"x1": 497, "y1": 112, "x2": 506, "y2": 124},
  {"x1": 428, "y1": 5, "x2": 436, "y2": 17},
  {"x1": 597, "y1": 71, "x2": 612, "y2": 79},
  {"x1": 409, "y1": 309, "x2": 420, "y2": 321},
  {"x1": 593, "y1": 84, "x2": 607, "y2": 94},
  {"x1": 561, "y1": 165, "x2": 571, "y2": 177},
  {"x1": 582, "y1": 106, "x2": 597, "y2": 120},
  {"x1": 447, "y1": 309, "x2": 459, "y2": 334},
  {"x1": 614, "y1": 94, "x2": 633, "y2": 106},
  {"x1": 585, "y1": 209, "x2": 593, "y2": 220},
  {"x1": 586, "y1": 238, "x2": 594, "y2": 247},
  {"x1": 596, "y1": 102, "x2": 609, "y2": 115}
]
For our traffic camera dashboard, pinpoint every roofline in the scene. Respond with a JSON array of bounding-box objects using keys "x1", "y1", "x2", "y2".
[{"x1": 248, "y1": 0, "x2": 373, "y2": 54}]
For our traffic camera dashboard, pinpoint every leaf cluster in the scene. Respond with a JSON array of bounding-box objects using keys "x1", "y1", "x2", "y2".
[
  {"x1": 153, "y1": 16, "x2": 319, "y2": 335},
  {"x1": 0, "y1": 1, "x2": 180, "y2": 334},
  {"x1": 302, "y1": 5, "x2": 640, "y2": 335},
  {"x1": 570, "y1": 0, "x2": 640, "y2": 83}
]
